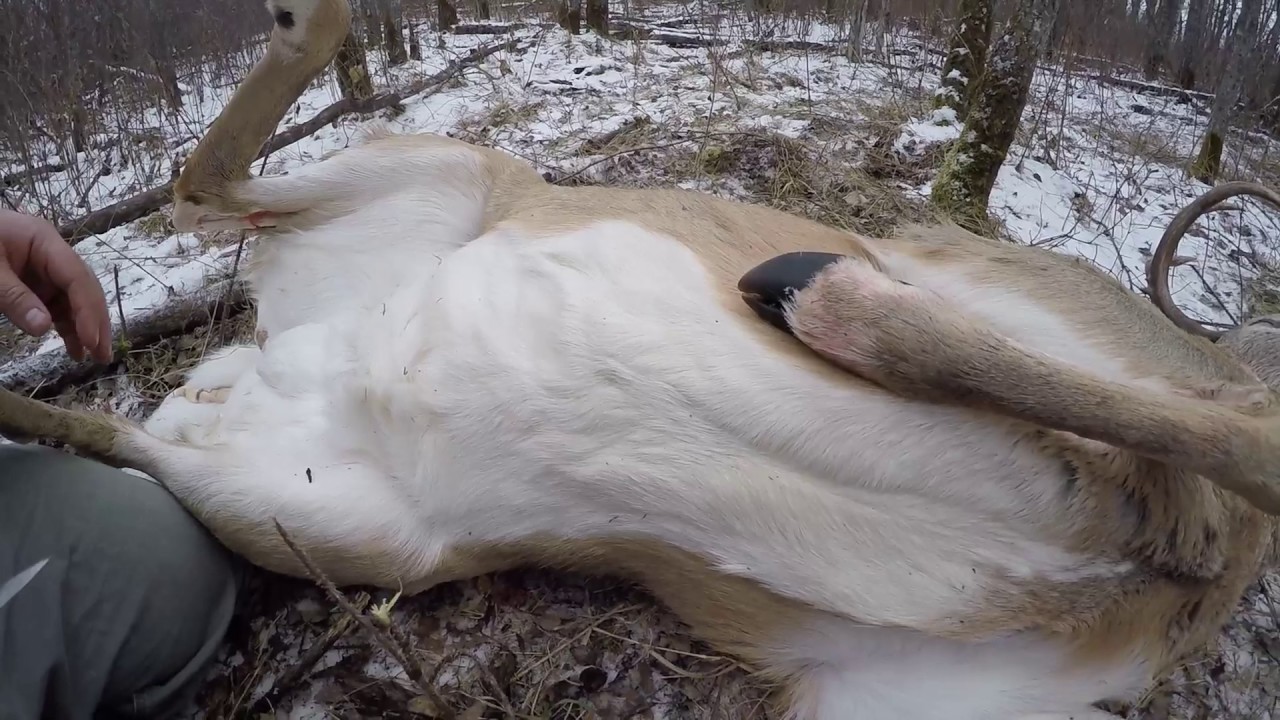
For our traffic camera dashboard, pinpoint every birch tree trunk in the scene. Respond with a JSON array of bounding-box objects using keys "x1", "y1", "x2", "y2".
[
  {"x1": 1190, "y1": 0, "x2": 1263, "y2": 183},
  {"x1": 935, "y1": 0, "x2": 994, "y2": 120},
  {"x1": 929, "y1": 0, "x2": 1061, "y2": 232}
]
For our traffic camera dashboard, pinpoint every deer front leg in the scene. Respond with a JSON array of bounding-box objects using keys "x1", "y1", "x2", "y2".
[{"x1": 738, "y1": 252, "x2": 1280, "y2": 516}]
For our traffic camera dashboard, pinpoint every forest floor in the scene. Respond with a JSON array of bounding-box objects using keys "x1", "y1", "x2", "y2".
[{"x1": 4, "y1": 3, "x2": 1280, "y2": 718}]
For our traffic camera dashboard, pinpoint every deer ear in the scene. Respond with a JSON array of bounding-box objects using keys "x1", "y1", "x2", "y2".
[{"x1": 738, "y1": 252, "x2": 844, "y2": 334}]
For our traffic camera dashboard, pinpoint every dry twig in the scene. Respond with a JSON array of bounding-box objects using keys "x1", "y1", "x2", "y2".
[
  {"x1": 245, "y1": 591, "x2": 372, "y2": 715},
  {"x1": 271, "y1": 519, "x2": 454, "y2": 719}
]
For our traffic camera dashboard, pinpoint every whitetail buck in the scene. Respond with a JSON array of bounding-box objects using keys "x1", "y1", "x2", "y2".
[{"x1": 4, "y1": 0, "x2": 1280, "y2": 717}]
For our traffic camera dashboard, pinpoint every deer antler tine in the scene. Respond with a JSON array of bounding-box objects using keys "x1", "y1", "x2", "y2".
[{"x1": 1148, "y1": 181, "x2": 1280, "y2": 340}]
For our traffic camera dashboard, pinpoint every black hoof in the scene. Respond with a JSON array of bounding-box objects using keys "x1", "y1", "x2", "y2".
[{"x1": 738, "y1": 252, "x2": 845, "y2": 333}]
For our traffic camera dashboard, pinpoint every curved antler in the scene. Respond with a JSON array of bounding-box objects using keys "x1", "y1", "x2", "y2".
[{"x1": 1148, "y1": 181, "x2": 1280, "y2": 340}]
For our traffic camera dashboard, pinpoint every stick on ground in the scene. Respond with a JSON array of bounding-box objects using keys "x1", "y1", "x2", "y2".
[{"x1": 272, "y1": 519, "x2": 454, "y2": 719}]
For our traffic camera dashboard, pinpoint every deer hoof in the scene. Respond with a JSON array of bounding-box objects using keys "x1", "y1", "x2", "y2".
[{"x1": 738, "y1": 252, "x2": 845, "y2": 333}]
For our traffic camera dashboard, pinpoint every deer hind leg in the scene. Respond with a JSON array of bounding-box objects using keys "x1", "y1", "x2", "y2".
[
  {"x1": 145, "y1": 345, "x2": 264, "y2": 444},
  {"x1": 738, "y1": 252, "x2": 1280, "y2": 516},
  {"x1": 168, "y1": 345, "x2": 261, "y2": 405},
  {"x1": 117, "y1": 321, "x2": 439, "y2": 590},
  {"x1": 114, "y1": 422, "x2": 437, "y2": 591}
]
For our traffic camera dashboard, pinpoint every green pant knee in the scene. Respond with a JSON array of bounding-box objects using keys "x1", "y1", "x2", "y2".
[{"x1": 0, "y1": 444, "x2": 239, "y2": 720}]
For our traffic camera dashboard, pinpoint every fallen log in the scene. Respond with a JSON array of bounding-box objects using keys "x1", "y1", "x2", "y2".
[
  {"x1": 1085, "y1": 73, "x2": 1212, "y2": 106},
  {"x1": 55, "y1": 38, "x2": 524, "y2": 246},
  {"x1": 451, "y1": 22, "x2": 532, "y2": 34},
  {"x1": 0, "y1": 277, "x2": 250, "y2": 397},
  {"x1": 611, "y1": 20, "x2": 837, "y2": 53},
  {"x1": 58, "y1": 183, "x2": 176, "y2": 245},
  {"x1": 2, "y1": 161, "x2": 67, "y2": 189}
]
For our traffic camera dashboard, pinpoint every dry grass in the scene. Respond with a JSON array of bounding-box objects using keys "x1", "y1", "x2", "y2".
[
  {"x1": 0, "y1": 323, "x2": 41, "y2": 362},
  {"x1": 1100, "y1": 125, "x2": 1191, "y2": 170},
  {"x1": 855, "y1": 88, "x2": 954, "y2": 193},
  {"x1": 187, "y1": 569, "x2": 775, "y2": 720}
]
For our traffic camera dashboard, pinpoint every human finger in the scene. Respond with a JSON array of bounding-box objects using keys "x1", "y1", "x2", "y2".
[
  {"x1": 0, "y1": 260, "x2": 53, "y2": 337},
  {"x1": 25, "y1": 221, "x2": 112, "y2": 363},
  {"x1": 53, "y1": 316, "x2": 85, "y2": 362}
]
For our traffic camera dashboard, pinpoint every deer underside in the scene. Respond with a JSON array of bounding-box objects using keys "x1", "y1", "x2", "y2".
[{"x1": 116, "y1": 133, "x2": 1271, "y2": 720}]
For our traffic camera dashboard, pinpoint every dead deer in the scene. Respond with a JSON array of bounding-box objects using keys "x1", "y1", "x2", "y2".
[{"x1": 3, "y1": 1, "x2": 1280, "y2": 717}]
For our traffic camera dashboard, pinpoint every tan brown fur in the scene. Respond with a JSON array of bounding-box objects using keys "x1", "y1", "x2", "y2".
[
  {"x1": 170, "y1": 0, "x2": 352, "y2": 229},
  {"x1": 885, "y1": 222, "x2": 1261, "y2": 388},
  {"x1": 0, "y1": 387, "x2": 131, "y2": 464},
  {"x1": 781, "y1": 242, "x2": 1278, "y2": 680}
]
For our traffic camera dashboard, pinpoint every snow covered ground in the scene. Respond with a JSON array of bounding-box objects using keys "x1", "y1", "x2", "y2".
[
  {"x1": 5, "y1": 11, "x2": 1279, "y2": 381},
  {"x1": 4, "y1": 3, "x2": 1280, "y2": 717},
  {"x1": 4, "y1": 7, "x2": 1277, "y2": 372}
]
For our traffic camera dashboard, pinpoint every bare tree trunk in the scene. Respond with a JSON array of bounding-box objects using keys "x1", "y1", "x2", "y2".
[
  {"x1": 556, "y1": 0, "x2": 582, "y2": 33},
  {"x1": 335, "y1": 30, "x2": 375, "y2": 102},
  {"x1": 929, "y1": 0, "x2": 1062, "y2": 232},
  {"x1": 408, "y1": 22, "x2": 422, "y2": 59},
  {"x1": 363, "y1": 6, "x2": 383, "y2": 47},
  {"x1": 69, "y1": 105, "x2": 89, "y2": 154},
  {"x1": 935, "y1": 0, "x2": 994, "y2": 120},
  {"x1": 1210, "y1": 0, "x2": 1239, "y2": 49},
  {"x1": 438, "y1": 0, "x2": 459, "y2": 31},
  {"x1": 156, "y1": 62, "x2": 184, "y2": 111},
  {"x1": 1262, "y1": 73, "x2": 1280, "y2": 133},
  {"x1": 585, "y1": 0, "x2": 609, "y2": 34},
  {"x1": 382, "y1": 1, "x2": 408, "y2": 66},
  {"x1": 845, "y1": 0, "x2": 869, "y2": 59},
  {"x1": 1178, "y1": 0, "x2": 1210, "y2": 89},
  {"x1": 1144, "y1": 0, "x2": 1182, "y2": 80},
  {"x1": 1190, "y1": 0, "x2": 1263, "y2": 182},
  {"x1": 477, "y1": 0, "x2": 491, "y2": 19}
]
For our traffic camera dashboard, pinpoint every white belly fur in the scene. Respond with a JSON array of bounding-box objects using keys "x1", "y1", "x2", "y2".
[{"x1": 141, "y1": 209, "x2": 1149, "y2": 718}]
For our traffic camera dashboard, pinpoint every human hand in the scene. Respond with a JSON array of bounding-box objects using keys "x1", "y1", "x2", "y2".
[{"x1": 0, "y1": 209, "x2": 113, "y2": 363}]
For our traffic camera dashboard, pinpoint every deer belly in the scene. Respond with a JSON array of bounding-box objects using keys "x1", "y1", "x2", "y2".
[{"x1": 327, "y1": 219, "x2": 1134, "y2": 635}]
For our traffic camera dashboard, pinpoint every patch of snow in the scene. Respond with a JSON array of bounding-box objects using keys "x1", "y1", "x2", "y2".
[{"x1": 895, "y1": 106, "x2": 963, "y2": 155}]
